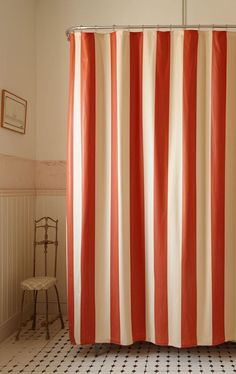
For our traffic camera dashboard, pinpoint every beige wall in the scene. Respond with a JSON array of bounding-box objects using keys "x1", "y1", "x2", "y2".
[
  {"x1": 0, "y1": 0, "x2": 36, "y2": 159},
  {"x1": 187, "y1": 0, "x2": 236, "y2": 24},
  {"x1": 0, "y1": 0, "x2": 37, "y2": 342}
]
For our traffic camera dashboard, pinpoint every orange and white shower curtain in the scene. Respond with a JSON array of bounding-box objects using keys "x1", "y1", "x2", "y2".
[{"x1": 67, "y1": 30, "x2": 236, "y2": 348}]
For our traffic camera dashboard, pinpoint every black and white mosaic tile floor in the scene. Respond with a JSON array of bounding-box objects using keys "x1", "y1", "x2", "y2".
[{"x1": 1, "y1": 317, "x2": 236, "y2": 373}]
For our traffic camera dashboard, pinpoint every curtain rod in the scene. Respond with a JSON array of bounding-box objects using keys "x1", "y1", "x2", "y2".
[{"x1": 65, "y1": 24, "x2": 236, "y2": 40}]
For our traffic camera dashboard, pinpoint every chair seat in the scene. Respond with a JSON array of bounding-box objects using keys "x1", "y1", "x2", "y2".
[{"x1": 21, "y1": 276, "x2": 56, "y2": 291}]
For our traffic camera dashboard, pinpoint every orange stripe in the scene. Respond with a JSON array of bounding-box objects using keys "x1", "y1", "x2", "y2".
[
  {"x1": 66, "y1": 33, "x2": 75, "y2": 344},
  {"x1": 110, "y1": 32, "x2": 120, "y2": 343},
  {"x1": 130, "y1": 32, "x2": 146, "y2": 341},
  {"x1": 154, "y1": 31, "x2": 170, "y2": 345},
  {"x1": 80, "y1": 33, "x2": 96, "y2": 344},
  {"x1": 181, "y1": 30, "x2": 198, "y2": 347},
  {"x1": 211, "y1": 31, "x2": 227, "y2": 344}
]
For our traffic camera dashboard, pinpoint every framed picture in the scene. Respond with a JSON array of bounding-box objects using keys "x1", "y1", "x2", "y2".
[{"x1": 1, "y1": 90, "x2": 27, "y2": 134}]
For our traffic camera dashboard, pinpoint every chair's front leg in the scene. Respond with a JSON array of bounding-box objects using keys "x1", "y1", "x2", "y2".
[
  {"x1": 45, "y1": 290, "x2": 50, "y2": 339},
  {"x1": 32, "y1": 290, "x2": 38, "y2": 330},
  {"x1": 54, "y1": 285, "x2": 64, "y2": 329},
  {"x1": 16, "y1": 290, "x2": 26, "y2": 341}
]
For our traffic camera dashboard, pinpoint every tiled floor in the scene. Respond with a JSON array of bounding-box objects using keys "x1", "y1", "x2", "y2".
[{"x1": 1, "y1": 317, "x2": 236, "y2": 373}]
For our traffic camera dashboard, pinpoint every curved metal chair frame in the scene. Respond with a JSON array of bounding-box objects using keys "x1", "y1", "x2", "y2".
[{"x1": 16, "y1": 217, "x2": 64, "y2": 340}]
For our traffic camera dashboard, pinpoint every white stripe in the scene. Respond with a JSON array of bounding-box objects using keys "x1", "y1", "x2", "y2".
[
  {"x1": 94, "y1": 33, "x2": 111, "y2": 342},
  {"x1": 196, "y1": 31, "x2": 212, "y2": 345},
  {"x1": 167, "y1": 30, "x2": 183, "y2": 347},
  {"x1": 142, "y1": 30, "x2": 156, "y2": 343},
  {"x1": 225, "y1": 32, "x2": 236, "y2": 342},
  {"x1": 73, "y1": 32, "x2": 82, "y2": 344},
  {"x1": 117, "y1": 31, "x2": 132, "y2": 345}
]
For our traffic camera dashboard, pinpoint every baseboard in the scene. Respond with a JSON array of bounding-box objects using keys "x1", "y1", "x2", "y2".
[
  {"x1": 0, "y1": 304, "x2": 33, "y2": 343},
  {"x1": 36, "y1": 301, "x2": 67, "y2": 316}
]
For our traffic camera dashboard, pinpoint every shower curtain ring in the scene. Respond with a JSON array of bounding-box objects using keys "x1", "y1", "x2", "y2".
[{"x1": 112, "y1": 24, "x2": 115, "y2": 31}]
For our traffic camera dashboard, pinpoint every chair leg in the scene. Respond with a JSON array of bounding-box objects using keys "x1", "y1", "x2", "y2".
[
  {"x1": 54, "y1": 285, "x2": 64, "y2": 329},
  {"x1": 16, "y1": 290, "x2": 25, "y2": 341},
  {"x1": 45, "y1": 290, "x2": 50, "y2": 340},
  {"x1": 32, "y1": 290, "x2": 38, "y2": 330}
]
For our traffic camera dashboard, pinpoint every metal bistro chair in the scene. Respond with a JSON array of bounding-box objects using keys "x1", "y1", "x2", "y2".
[{"x1": 16, "y1": 217, "x2": 64, "y2": 340}]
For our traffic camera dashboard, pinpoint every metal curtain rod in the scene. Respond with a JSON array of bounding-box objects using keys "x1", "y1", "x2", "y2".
[{"x1": 65, "y1": 24, "x2": 236, "y2": 40}]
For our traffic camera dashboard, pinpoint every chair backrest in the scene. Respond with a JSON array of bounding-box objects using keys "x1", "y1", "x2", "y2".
[{"x1": 33, "y1": 217, "x2": 58, "y2": 278}]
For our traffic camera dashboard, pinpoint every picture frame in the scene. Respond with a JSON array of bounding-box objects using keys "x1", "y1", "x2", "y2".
[{"x1": 1, "y1": 90, "x2": 27, "y2": 134}]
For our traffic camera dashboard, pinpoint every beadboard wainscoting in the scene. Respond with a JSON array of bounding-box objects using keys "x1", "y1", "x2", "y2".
[
  {"x1": 0, "y1": 191, "x2": 35, "y2": 343},
  {"x1": 0, "y1": 154, "x2": 67, "y2": 342}
]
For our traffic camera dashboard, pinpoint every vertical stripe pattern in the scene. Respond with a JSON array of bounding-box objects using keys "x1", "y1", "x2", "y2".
[
  {"x1": 129, "y1": 32, "x2": 146, "y2": 342},
  {"x1": 167, "y1": 30, "x2": 183, "y2": 348},
  {"x1": 143, "y1": 30, "x2": 156, "y2": 343},
  {"x1": 67, "y1": 30, "x2": 236, "y2": 347},
  {"x1": 110, "y1": 32, "x2": 120, "y2": 344},
  {"x1": 154, "y1": 31, "x2": 170, "y2": 345},
  {"x1": 73, "y1": 32, "x2": 82, "y2": 344},
  {"x1": 116, "y1": 31, "x2": 132, "y2": 345},
  {"x1": 94, "y1": 33, "x2": 112, "y2": 343},
  {"x1": 80, "y1": 33, "x2": 96, "y2": 344},
  {"x1": 181, "y1": 30, "x2": 198, "y2": 347},
  {"x1": 67, "y1": 32, "x2": 75, "y2": 344},
  {"x1": 211, "y1": 31, "x2": 227, "y2": 344},
  {"x1": 225, "y1": 32, "x2": 236, "y2": 341},
  {"x1": 196, "y1": 31, "x2": 213, "y2": 345}
]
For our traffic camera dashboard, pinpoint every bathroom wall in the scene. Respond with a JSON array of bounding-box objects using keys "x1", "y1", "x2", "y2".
[
  {"x1": 0, "y1": 0, "x2": 36, "y2": 159},
  {"x1": 0, "y1": 0, "x2": 37, "y2": 342}
]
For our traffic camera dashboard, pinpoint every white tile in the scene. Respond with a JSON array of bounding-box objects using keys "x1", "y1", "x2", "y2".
[{"x1": 1, "y1": 317, "x2": 236, "y2": 373}]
